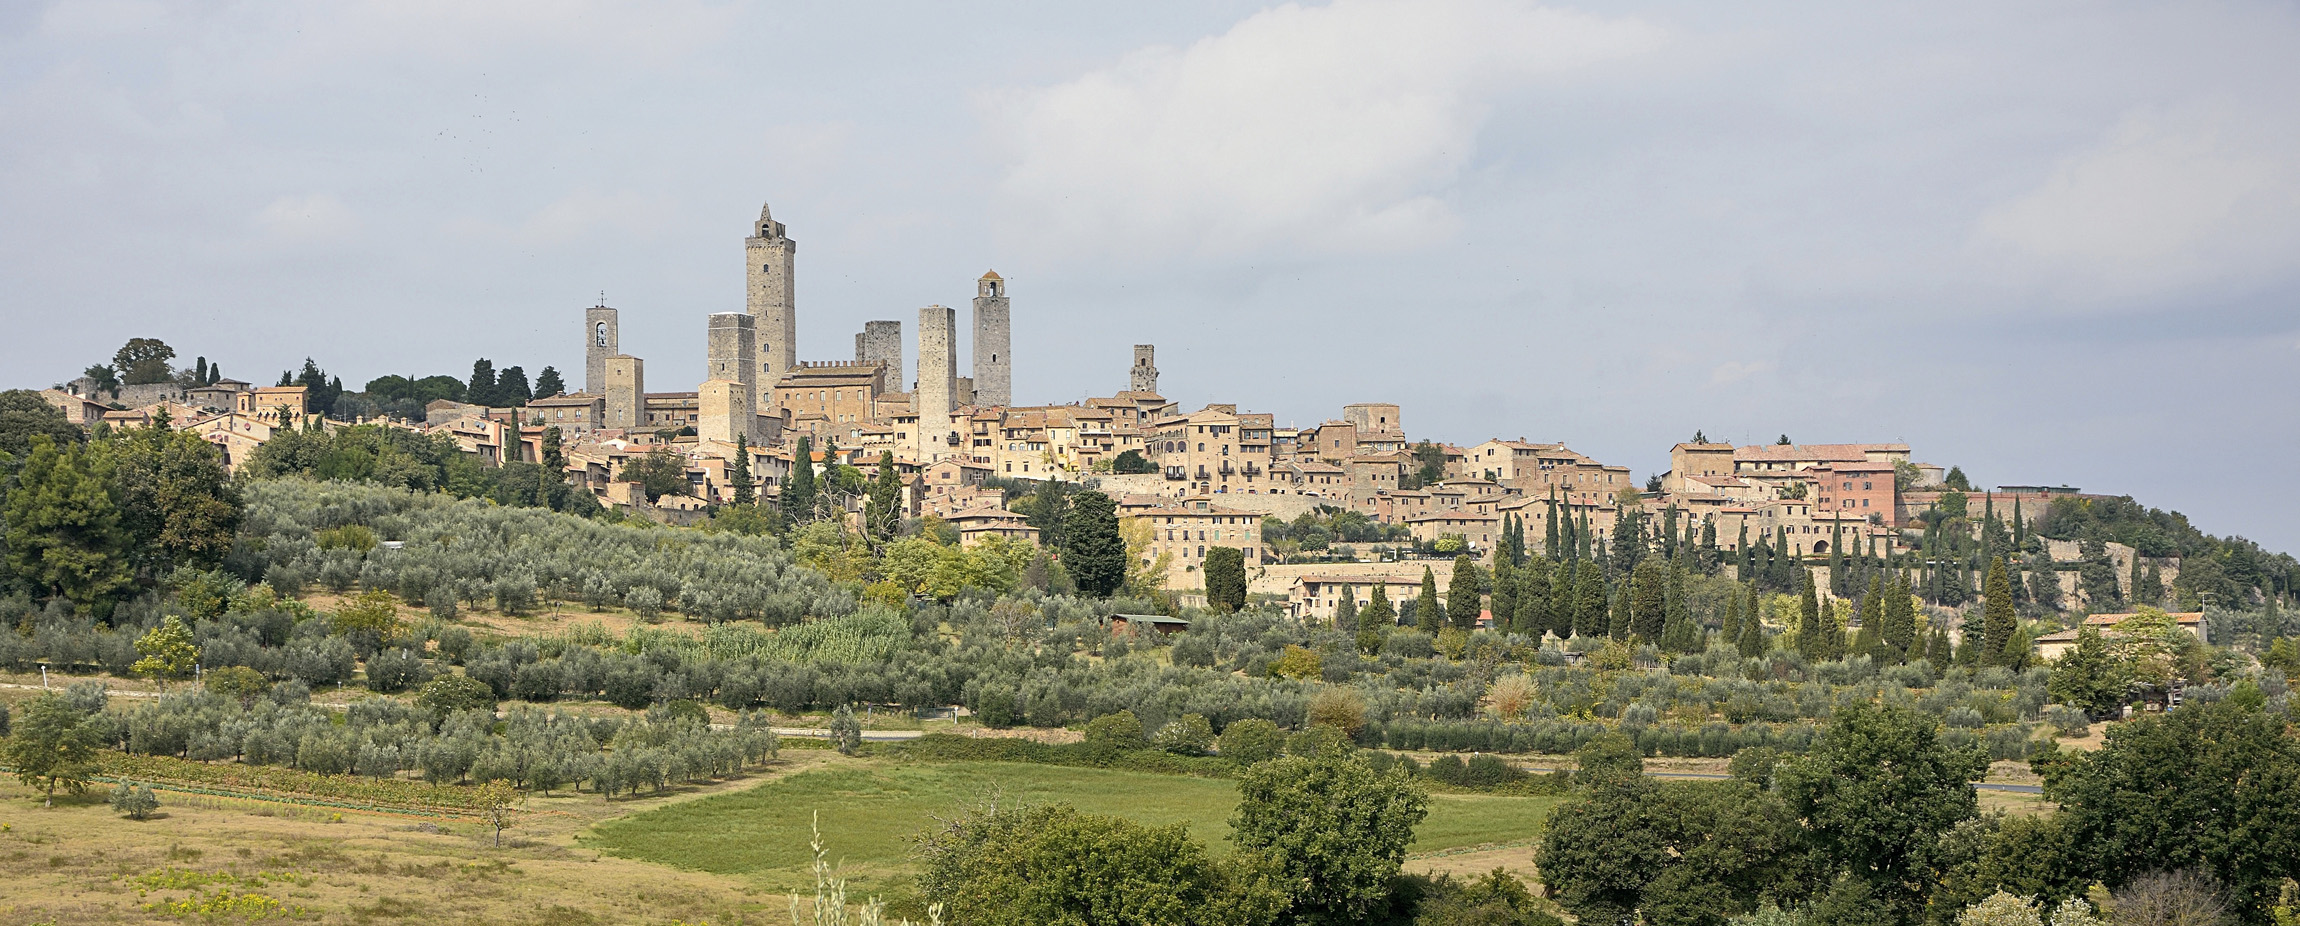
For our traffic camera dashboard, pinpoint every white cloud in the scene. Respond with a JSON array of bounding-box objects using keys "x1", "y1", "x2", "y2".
[
  {"x1": 253, "y1": 193, "x2": 357, "y2": 246},
  {"x1": 1709, "y1": 360, "x2": 1772, "y2": 385},
  {"x1": 1975, "y1": 101, "x2": 2300, "y2": 302},
  {"x1": 990, "y1": 0, "x2": 1663, "y2": 260}
]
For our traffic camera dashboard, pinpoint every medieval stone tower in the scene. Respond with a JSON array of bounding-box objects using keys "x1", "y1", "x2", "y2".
[
  {"x1": 1131, "y1": 344, "x2": 1159, "y2": 394},
  {"x1": 745, "y1": 202, "x2": 797, "y2": 396},
  {"x1": 585, "y1": 302, "x2": 619, "y2": 396},
  {"x1": 971, "y1": 272, "x2": 1011, "y2": 408},
  {"x1": 703, "y1": 313, "x2": 757, "y2": 441},
  {"x1": 916, "y1": 305, "x2": 957, "y2": 460},
  {"x1": 604, "y1": 355, "x2": 645, "y2": 432},
  {"x1": 855, "y1": 320, "x2": 902, "y2": 375}
]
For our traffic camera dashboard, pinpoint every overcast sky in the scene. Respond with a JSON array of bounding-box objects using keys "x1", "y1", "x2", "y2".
[{"x1": 3, "y1": 1, "x2": 2296, "y2": 550}]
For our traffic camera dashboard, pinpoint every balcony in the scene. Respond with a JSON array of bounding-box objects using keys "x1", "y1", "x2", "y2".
[
  {"x1": 1194, "y1": 467, "x2": 1212, "y2": 480},
  {"x1": 1243, "y1": 462, "x2": 1263, "y2": 477},
  {"x1": 1164, "y1": 466, "x2": 1187, "y2": 481},
  {"x1": 1218, "y1": 462, "x2": 1235, "y2": 476}
]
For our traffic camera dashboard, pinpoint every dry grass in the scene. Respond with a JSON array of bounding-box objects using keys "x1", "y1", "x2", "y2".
[{"x1": 0, "y1": 754, "x2": 846, "y2": 926}]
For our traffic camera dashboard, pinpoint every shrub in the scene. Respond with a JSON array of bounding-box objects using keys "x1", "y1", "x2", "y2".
[
  {"x1": 1217, "y1": 718, "x2": 1286, "y2": 765},
  {"x1": 110, "y1": 781, "x2": 160, "y2": 820},
  {"x1": 1154, "y1": 714, "x2": 1216, "y2": 755},
  {"x1": 415, "y1": 675, "x2": 497, "y2": 718},
  {"x1": 1084, "y1": 710, "x2": 1146, "y2": 753},
  {"x1": 1307, "y1": 688, "x2": 1367, "y2": 737}
]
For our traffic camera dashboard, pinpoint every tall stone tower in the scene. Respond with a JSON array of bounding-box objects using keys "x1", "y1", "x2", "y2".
[
  {"x1": 705, "y1": 313, "x2": 757, "y2": 440},
  {"x1": 745, "y1": 202, "x2": 797, "y2": 395},
  {"x1": 1131, "y1": 344, "x2": 1159, "y2": 394},
  {"x1": 855, "y1": 320, "x2": 902, "y2": 375},
  {"x1": 916, "y1": 305, "x2": 956, "y2": 461},
  {"x1": 585, "y1": 302, "x2": 618, "y2": 396},
  {"x1": 971, "y1": 272, "x2": 1011, "y2": 408},
  {"x1": 604, "y1": 356, "x2": 645, "y2": 433}
]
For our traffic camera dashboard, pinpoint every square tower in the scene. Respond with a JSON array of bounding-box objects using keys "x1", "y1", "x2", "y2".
[
  {"x1": 855, "y1": 320, "x2": 902, "y2": 376},
  {"x1": 706, "y1": 312, "x2": 757, "y2": 434},
  {"x1": 745, "y1": 202, "x2": 798, "y2": 384},
  {"x1": 585, "y1": 303, "x2": 618, "y2": 396},
  {"x1": 971, "y1": 271, "x2": 1011, "y2": 408},
  {"x1": 916, "y1": 305, "x2": 956, "y2": 461},
  {"x1": 1131, "y1": 344, "x2": 1159, "y2": 394},
  {"x1": 604, "y1": 355, "x2": 645, "y2": 433}
]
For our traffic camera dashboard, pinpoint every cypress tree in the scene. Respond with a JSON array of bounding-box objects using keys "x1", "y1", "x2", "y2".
[
  {"x1": 1363, "y1": 585, "x2": 1396, "y2": 628},
  {"x1": 1061, "y1": 490, "x2": 1127, "y2": 597},
  {"x1": 1447, "y1": 556, "x2": 1482, "y2": 632},
  {"x1": 864, "y1": 450, "x2": 902, "y2": 542},
  {"x1": 1545, "y1": 490, "x2": 1561, "y2": 559},
  {"x1": 2012, "y1": 497, "x2": 2025, "y2": 550},
  {"x1": 1518, "y1": 559, "x2": 1550, "y2": 639},
  {"x1": 1982, "y1": 557, "x2": 2018, "y2": 666},
  {"x1": 1334, "y1": 589, "x2": 1359, "y2": 631},
  {"x1": 1860, "y1": 575, "x2": 1886, "y2": 658},
  {"x1": 1721, "y1": 586, "x2": 1742, "y2": 643},
  {"x1": 1629, "y1": 558, "x2": 1667, "y2": 642},
  {"x1": 729, "y1": 436, "x2": 755, "y2": 506},
  {"x1": 1607, "y1": 581, "x2": 1630, "y2": 641},
  {"x1": 1490, "y1": 558, "x2": 1517, "y2": 634},
  {"x1": 1737, "y1": 596, "x2": 1766, "y2": 657},
  {"x1": 782, "y1": 437, "x2": 817, "y2": 521},
  {"x1": 1576, "y1": 566, "x2": 1606, "y2": 639},
  {"x1": 1416, "y1": 566, "x2": 1443, "y2": 635},
  {"x1": 1796, "y1": 568, "x2": 1822, "y2": 659},
  {"x1": 1737, "y1": 523, "x2": 1752, "y2": 578}
]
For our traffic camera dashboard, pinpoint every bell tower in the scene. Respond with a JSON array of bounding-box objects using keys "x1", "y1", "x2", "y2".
[
  {"x1": 971, "y1": 271, "x2": 1011, "y2": 408},
  {"x1": 584, "y1": 300, "x2": 618, "y2": 396},
  {"x1": 745, "y1": 202, "x2": 797, "y2": 403}
]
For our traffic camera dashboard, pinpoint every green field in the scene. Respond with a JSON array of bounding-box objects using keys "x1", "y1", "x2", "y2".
[{"x1": 582, "y1": 760, "x2": 1562, "y2": 902}]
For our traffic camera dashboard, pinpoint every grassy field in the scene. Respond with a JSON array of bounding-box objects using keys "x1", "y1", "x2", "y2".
[{"x1": 581, "y1": 760, "x2": 1563, "y2": 907}]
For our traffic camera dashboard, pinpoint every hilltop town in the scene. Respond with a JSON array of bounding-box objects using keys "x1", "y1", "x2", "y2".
[{"x1": 33, "y1": 201, "x2": 2248, "y2": 628}]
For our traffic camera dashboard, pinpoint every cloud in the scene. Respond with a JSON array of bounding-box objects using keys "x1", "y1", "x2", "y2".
[
  {"x1": 1709, "y1": 360, "x2": 1772, "y2": 385},
  {"x1": 441, "y1": 190, "x2": 676, "y2": 247},
  {"x1": 1975, "y1": 101, "x2": 2300, "y2": 303},
  {"x1": 990, "y1": 0, "x2": 1663, "y2": 260},
  {"x1": 252, "y1": 193, "x2": 357, "y2": 246}
]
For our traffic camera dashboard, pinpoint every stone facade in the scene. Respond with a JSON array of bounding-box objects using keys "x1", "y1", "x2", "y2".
[
  {"x1": 745, "y1": 202, "x2": 798, "y2": 385},
  {"x1": 1131, "y1": 344, "x2": 1158, "y2": 394},
  {"x1": 855, "y1": 320, "x2": 902, "y2": 374},
  {"x1": 697, "y1": 379, "x2": 747, "y2": 444},
  {"x1": 705, "y1": 312, "x2": 758, "y2": 438},
  {"x1": 971, "y1": 272, "x2": 1011, "y2": 408},
  {"x1": 585, "y1": 303, "x2": 618, "y2": 396},
  {"x1": 916, "y1": 305, "x2": 957, "y2": 461},
  {"x1": 603, "y1": 356, "x2": 644, "y2": 432},
  {"x1": 1344, "y1": 402, "x2": 1402, "y2": 435}
]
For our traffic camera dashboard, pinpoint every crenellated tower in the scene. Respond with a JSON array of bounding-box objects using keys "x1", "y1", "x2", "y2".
[{"x1": 746, "y1": 202, "x2": 797, "y2": 401}]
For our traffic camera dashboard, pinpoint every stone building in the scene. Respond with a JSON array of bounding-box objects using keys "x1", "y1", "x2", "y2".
[
  {"x1": 603, "y1": 356, "x2": 644, "y2": 432},
  {"x1": 528, "y1": 393, "x2": 604, "y2": 437},
  {"x1": 915, "y1": 304, "x2": 957, "y2": 461},
  {"x1": 855, "y1": 320, "x2": 902, "y2": 374},
  {"x1": 705, "y1": 312, "x2": 759, "y2": 436},
  {"x1": 746, "y1": 202, "x2": 798, "y2": 393},
  {"x1": 1131, "y1": 344, "x2": 1158, "y2": 394},
  {"x1": 971, "y1": 272, "x2": 1011, "y2": 408},
  {"x1": 585, "y1": 302, "x2": 619, "y2": 396}
]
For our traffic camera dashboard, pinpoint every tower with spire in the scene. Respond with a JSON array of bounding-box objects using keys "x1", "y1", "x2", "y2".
[{"x1": 746, "y1": 202, "x2": 797, "y2": 406}]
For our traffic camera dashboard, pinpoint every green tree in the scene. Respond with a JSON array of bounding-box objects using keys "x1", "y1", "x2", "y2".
[
  {"x1": 1231, "y1": 754, "x2": 1428, "y2": 926},
  {"x1": 2041, "y1": 696, "x2": 2300, "y2": 921},
  {"x1": 1217, "y1": 718, "x2": 1287, "y2": 765},
  {"x1": 863, "y1": 451, "x2": 901, "y2": 543},
  {"x1": 113, "y1": 337, "x2": 176, "y2": 385},
  {"x1": 1061, "y1": 489, "x2": 1126, "y2": 597},
  {"x1": 465, "y1": 358, "x2": 498, "y2": 408},
  {"x1": 1775, "y1": 702, "x2": 1988, "y2": 920},
  {"x1": 728, "y1": 436, "x2": 755, "y2": 506},
  {"x1": 3, "y1": 437, "x2": 130, "y2": 610},
  {"x1": 131, "y1": 615, "x2": 200, "y2": 686},
  {"x1": 1629, "y1": 558, "x2": 1667, "y2": 642},
  {"x1": 474, "y1": 778, "x2": 523, "y2": 847},
  {"x1": 0, "y1": 389, "x2": 84, "y2": 457},
  {"x1": 620, "y1": 448, "x2": 692, "y2": 504},
  {"x1": 1490, "y1": 558, "x2": 1518, "y2": 633},
  {"x1": 1538, "y1": 778, "x2": 1803, "y2": 926},
  {"x1": 1110, "y1": 449, "x2": 1155, "y2": 474},
  {"x1": 532, "y1": 365, "x2": 565, "y2": 399},
  {"x1": 110, "y1": 781, "x2": 161, "y2": 820},
  {"x1": 920, "y1": 803, "x2": 1270, "y2": 926},
  {"x1": 541, "y1": 426, "x2": 565, "y2": 473},
  {"x1": 1084, "y1": 710, "x2": 1147, "y2": 754},
  {"x1": 416, "y1": 675, "x2": 498, "y2": 718},
  {"x1": 1362, "y1": 584, "x2": 1396, "y2": 628},
  {"x1": 1738, "y1": 592, "x2": 1767, "y2": 657},
  {"x1": 1573, "y1": 732, "x2": 1644, "y2": 788},
  {"x1": 104, "y1": 423, "x2": 242, "y2": 575},
  {"x1": 2044, "y1": 628, "x2": 2127, "y2": 718},
  {"x1": 1417, "y1": 566, "x2": 1444, "y2": 635},
  {"x1": 204, "y1": 665, "x2": 271, "y2": 707},
  {"x1": 782, "y1": 437, "x2": 817, "y2": 520},
  {"x1": 1448, "y1": 555, "x2": 1483, "y2": 631},
  {"x1": 1982, "y1": 558, "x2": 2020, "y2": 666},
  {"x1": 1795, "y1": 567, "x2": 1822, "y2": 659},
  {"x1": 1204, "y1": 546, "x2": 1247, "y2": 613},
  {"x1": 1575, "y1": 565, "x2": 1606, "y2": 639},
  {"x1": 1334, "y1": 590, "x2": 1359, "y2": 631},
  {"x1": 496, "y1": 365, "x2": 532, "y2": 406},
  {"x1": 5, "y1": 693, "x2": 98, "y2": 806}
]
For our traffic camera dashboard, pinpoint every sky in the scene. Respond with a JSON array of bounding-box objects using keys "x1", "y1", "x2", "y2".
[{"x1": 2, "y1": 0, "x2": 2297, "y2": 551}]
